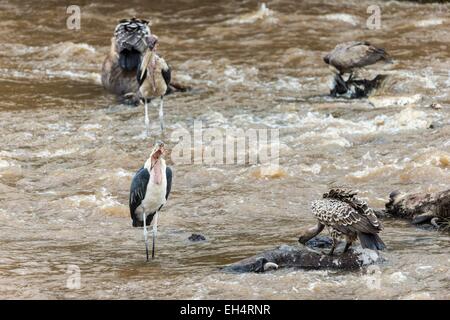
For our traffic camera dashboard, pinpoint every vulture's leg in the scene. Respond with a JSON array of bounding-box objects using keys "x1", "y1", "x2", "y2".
[
  {"x1": 343, "y1": 241, "x2": 352, "y2": 253},
  {"x1": 343, "y1": 234, "x2": 356, "y2": 253},
  {"x1": 335, "y1": 73, "x2": 349, "y2": 93},
  {"x1": 326, "y1": 230, "x2": 340, "y2": 256},
  {"x1": 327, "y1": 238, "x2": 337, "y2": 256}
]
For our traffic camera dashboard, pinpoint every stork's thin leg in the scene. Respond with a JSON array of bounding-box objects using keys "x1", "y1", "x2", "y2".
[
  {"x1": 143, "y1": 213, "x2": 149, "y2": 262},
  {"x1": 152, "y1": 212, "x2": 159, "y2": 259},
  {"x1": 159, "y1": 97, "x2": 164, "y2": 132},
  {"x1": 144, "y1": 99, "x2": 150, "y2": 137}
]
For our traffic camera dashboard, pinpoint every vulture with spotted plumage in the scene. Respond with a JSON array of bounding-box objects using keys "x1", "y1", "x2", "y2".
[{"x1": 299, "y1": 189, "x2": 386, "y2": 255}]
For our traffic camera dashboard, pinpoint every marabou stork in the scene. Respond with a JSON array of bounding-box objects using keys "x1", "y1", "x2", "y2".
[
  {"x1": 137, "y1": 39, "x2": 171, "y2": 135},
  {"x1": 129, "y1": 141, "x2": 172, "y2": 260}
]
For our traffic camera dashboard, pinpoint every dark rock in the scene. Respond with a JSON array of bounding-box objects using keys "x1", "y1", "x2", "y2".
[
  {"x1": 188, "y1": 233, "x2": 206, "y2": 242},
  {"x1": 304, "y1": 235, "x2": 333, "y2": 248}
]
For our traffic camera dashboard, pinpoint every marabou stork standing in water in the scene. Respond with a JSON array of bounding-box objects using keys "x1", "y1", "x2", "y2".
[
  {"x1": 129, "y1": 141, "x2": 172, "y2": 261},
  {"x1": 137, "y1": 38, "x2": 171, "y2": 136}
]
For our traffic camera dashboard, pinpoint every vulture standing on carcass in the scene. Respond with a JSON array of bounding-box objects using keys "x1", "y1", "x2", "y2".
[
  {"x1": 298, "y1": 188, "x2": 386, "y2": 255},
  {"x1": 323, "y1": 41, "x2": 391, "y2": 97}
]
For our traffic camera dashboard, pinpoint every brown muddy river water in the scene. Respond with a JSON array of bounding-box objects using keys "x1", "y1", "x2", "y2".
[{"x1": 0, "y1": 0, "x2": 449, "y2": 299}]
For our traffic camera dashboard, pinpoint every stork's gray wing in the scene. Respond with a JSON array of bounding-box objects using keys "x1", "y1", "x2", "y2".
[{"x1": 129, "y1": 167, "x2": 150, "y2": 220}]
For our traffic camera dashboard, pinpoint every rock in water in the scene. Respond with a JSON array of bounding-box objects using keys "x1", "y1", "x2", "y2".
[
  {"x1": 188, "y1": 233, "x2": 206, "y2": 242},
  {"x1": 221, "y1": 242, "x2": 382, "y2": 273},
  {"x1": 305, "y1": 235, "x2": 333, "y2": 248}
]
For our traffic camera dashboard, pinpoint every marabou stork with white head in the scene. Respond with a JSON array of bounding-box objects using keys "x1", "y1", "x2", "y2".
[
  {"x1": 137, "y1": 38, "x2": 171, "y2": 136},
  {"x1": 129, "y1": 141, "x2": 172, "y2": 260}
]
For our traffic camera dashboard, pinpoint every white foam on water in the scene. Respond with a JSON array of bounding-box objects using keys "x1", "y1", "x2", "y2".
[
  {"x1": 35, "y1": 148, "x2": 78, "y2": 158},
  {"x1": 323, "y1": 13, "x2": 360, "y2": 26},
  {"x1": 80, "y1": 124, "x2": 102, "y2": 131},
  {"x1": 390, "y1": 272, "x2": 407, "y2": 283},
  {"x1": 66, "y1": 189, "x2": 121, "y2": 210},
  {"x1": 223, "y1": 65, "x2": 259, "y2": 87},
  {"x1": 226, "y1": 3, "x2": 278, "y2": 25},
  {"x1": 415, "y1": 18, "x2": 444, "y2": 27},
  {"x1": 0, "y1": 160, "x2": 10, "y2": 169},
  {"x1": 348, "y1": 164, "x2": 403, "y2": 179},
  {"x1": 355, "y1": 248, "x2": 380, "y2": 265},
  {"x1": 116, "y1": 169, "x2": 132, "y2": 177},
  {"x1": 270, "y1": 77, "x2": 302, "y2": 91},
  {"x1": 45, "y1": 70, "x2": 101, "y2": 84},
  {"x1": 0, "y1": 42, "x2": 101, "y2": 83},
  {"x1": 369, "y1": 94, "x2": 423, "y2": 108},
  {"x1": 299, "y1": 163, "x2": 321, "y2": 175}
]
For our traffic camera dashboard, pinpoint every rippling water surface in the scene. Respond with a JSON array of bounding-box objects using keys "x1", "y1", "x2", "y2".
[{"x1": 0, "y1": 0, "x2": 449, "y2": 299}]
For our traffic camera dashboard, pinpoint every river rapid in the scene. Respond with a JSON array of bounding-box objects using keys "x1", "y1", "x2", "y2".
[{"x1": 0, "y1": 0, "x2": 449, "y2": 299}]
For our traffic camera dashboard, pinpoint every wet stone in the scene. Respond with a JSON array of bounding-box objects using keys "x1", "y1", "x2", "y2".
[{"x1": 188, "y1": 233, "x2": 206, "y2": 242}]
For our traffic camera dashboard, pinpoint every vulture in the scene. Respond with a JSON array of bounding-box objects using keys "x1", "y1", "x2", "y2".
[
  {"x1": 324, "y1": 41, "x2": 391, "y2": 77},
  {"x1": 323, "y1": 41, "x2": 391, "y2": 97},
  {"x1": 298, "y1": 188, "x2": 386, "y2": 255}
]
